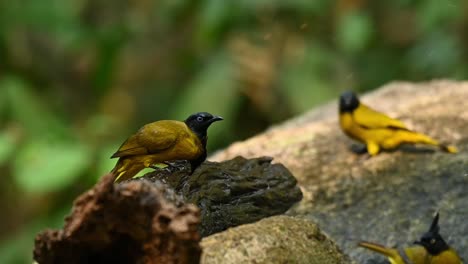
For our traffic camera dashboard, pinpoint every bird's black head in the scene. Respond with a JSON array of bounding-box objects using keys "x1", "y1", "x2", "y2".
[
  {"x1": 184, "y1": 112, "x2": 223, "y2": 139},
  {"x1": 414, "y1": 212, "x2": 450, "y2": 255},
  {"x1": 339, "y1": 91, "x2": 360, "y2": 113}
]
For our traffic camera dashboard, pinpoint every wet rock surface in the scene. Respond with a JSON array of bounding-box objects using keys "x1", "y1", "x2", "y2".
[
  {"x1": 211, "y1": 81, "x2": 468, "y2": 263},
  {"x1": 137, "y1": 156, "x2": 303, "y2": 237},
  {"x1": 308, "y1": 154, "x2": 468, "y2": 264},
  {"x1": 200, "y1": 215, "x2": 352, "y2": 264},
  {"x1": 34, "y1": 174, "x2": 201, "y2": 264}
]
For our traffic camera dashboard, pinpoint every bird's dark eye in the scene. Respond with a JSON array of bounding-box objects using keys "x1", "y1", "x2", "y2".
[
  {"x1": 196, "y1": 116, "x2": 204, "y2": 122},
  {"x1": 430, "y1": 238, "x2": 436, "y2": 244}
]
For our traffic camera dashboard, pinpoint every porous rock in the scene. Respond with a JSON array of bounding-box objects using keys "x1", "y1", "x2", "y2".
[{"x1": 33, "y1": 174, "x2": 201, "y2": 264}]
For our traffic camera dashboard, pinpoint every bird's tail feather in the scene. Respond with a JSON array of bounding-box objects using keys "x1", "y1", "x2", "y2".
[
  {"x1": 358, "y1": 241, "x2": 405, "y2": 264},
  {"x1": 439, "y1": 144, "x2": 458, "y2": 153},
  {"x1": 111, "y1": 159, "x2": 143, "y2": 183},
  {"x1": 397, "y1": 130, "x2": 457, "y2": 153}
]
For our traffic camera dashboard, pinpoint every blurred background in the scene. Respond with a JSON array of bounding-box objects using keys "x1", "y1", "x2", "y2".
[{"x1": 0, "y1": 0, "x2": 467, "y2": 263}]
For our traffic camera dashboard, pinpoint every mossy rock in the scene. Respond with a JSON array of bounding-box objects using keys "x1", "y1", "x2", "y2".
[
  {"x1": 201, "y1": 215, "x2": 352, "y2": 264},
  {"x1": 137, "y1": 156, "x2": 303, "y2": 237}
]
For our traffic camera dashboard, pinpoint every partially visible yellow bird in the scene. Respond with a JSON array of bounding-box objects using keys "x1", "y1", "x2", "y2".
[
  {"x1": 110, "y1": 112, "x2": 223, "y2": 182},
  {"x1": 339, "y1": 91, "x2": 458, "y2": 156},
  {"x1": 358, "y1": 213, "x2": 463, "y2": 264}
]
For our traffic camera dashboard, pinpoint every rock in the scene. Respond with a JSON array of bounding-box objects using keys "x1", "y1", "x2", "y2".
[
  {"x1": 200, "y1": 215, "x2": 352, "y2": 264},
  {"x1": 34, "y1": 174, "x2": 201, "y2": 264},
  {"x1": 211, "y1": 81, "x2": 468, "y2": 263},
  {"x1": 136, "y1": 156, "x2": 303, "y2": 237}
]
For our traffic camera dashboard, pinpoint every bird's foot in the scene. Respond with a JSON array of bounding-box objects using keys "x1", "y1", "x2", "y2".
[
  {"x1": 149, "y1": 163, "x2": 170, "y2": 170},
  {"x1": 350, "y1": 144, "x2": 368, "y2": 155}
]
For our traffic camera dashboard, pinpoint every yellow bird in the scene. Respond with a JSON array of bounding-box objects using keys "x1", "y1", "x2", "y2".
[
  {"x1": 111, "y1": 112, "x2": 223, "y2": 182},
  {"x1": 339, "y1": 91, "x2": 457, "y2": 156},
  {"x1": 359, "y1": 213, "x2": 463, "y2": 264}
]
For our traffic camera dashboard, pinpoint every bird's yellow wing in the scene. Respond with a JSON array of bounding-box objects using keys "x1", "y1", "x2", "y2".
[
  {"x1": 353, "y1": 103, "x2": 408, "y2": 130},
  {"x1": 111, "y1": 120, "x2": 182, "y2": 158}
]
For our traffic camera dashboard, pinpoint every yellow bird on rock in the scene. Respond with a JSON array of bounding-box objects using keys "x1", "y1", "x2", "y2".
[
  {"x1": 338, "y1": 91, "x2": 457, "y2": 156},
  {"x1": 359, "y1": 213, "x2": 463, "y2": 264},
  {"x1": 110, "y1": 112, "x2": 223, "y2": 182}
]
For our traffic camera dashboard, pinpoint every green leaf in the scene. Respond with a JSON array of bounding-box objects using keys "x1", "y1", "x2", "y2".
[
  {"x1": 0, "y1": 0, "x2": 85, "y2": 47},
  {"x1": 171, "y1": 53, "x2": 237, "y2": 117},
  {"x1": 280, "y1": 44, "x2": 336, "y2": 113},
  {"x1": 0, "y1": 88, "x2": 5, "y2": 117},
  {"x1": 13, "y1": 140, "x2": 91, "y2": 193},
  {"x1": 237, "y1": 0, "x2": 330, "y2": 15},
  {"x1": 418, "y1": 0, "x2": 462, "y2": 33},
  {"x1": 0, "y1": 129, "x2": 17, "y2": 165},
  {"x1": 170, "y1": 52, "x2": 239, "y2": 150},
  {"x1": 95, "y1": 144, "x2": 120, "y2": 180},
  {"x1": 406, "y1": 31, "x2": 461, "y2": 77},
  {"x1": 336, "y1": 11, "x2": 373, "y2": 54},
  {"x1": 195, "y1": 0, "x2": 233, "y2": 48},
  {"x1": 1, "y1": 76, "x2": 68, "y2": 138}
]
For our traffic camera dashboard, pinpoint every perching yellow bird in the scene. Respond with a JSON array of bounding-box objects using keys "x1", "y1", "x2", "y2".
[
  {"x1": 359, "y1": 213, "x2": 463, "y2": 264},
  {"x1": 111, "y1": 112, "x2": 223, "y2": 182},
  {"x1": 339, "y1": 91, "x2": 457, "y2": 156}
]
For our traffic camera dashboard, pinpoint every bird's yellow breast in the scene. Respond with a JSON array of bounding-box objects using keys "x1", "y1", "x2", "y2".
[
  {"x1": 404, "y1": 246, "x2": 430, "y2": 264},
  {"x1": 404, "y1": 246, "x2": 462, "y2": 264},
  {"x1": 430, "y1": 249, "x2": 463, "y2": 264}
]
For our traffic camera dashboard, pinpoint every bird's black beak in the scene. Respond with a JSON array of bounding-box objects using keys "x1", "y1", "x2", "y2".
[
  {"x1": 210, "y1": 116, "x2": 224, "y2": 123},
  {"x1": 414, "y1": 240, "x2": 421, "y2": 245}
]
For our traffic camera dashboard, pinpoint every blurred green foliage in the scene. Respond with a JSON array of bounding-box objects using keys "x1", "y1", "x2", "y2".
[{"x1": 0, "y1": 0, "x2": 467, "y2": 263}]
